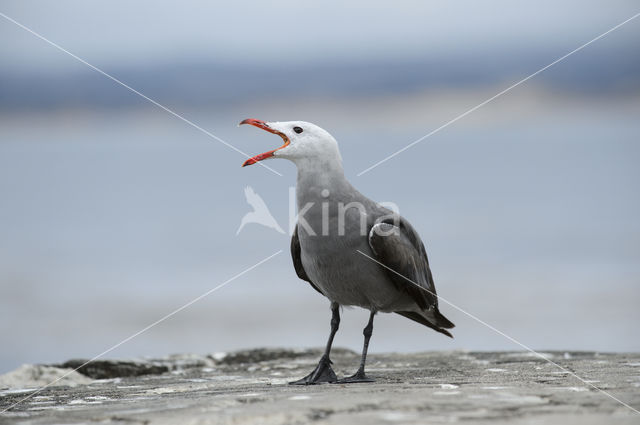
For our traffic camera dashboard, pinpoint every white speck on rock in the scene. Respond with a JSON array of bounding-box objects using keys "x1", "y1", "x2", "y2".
[
  {"x1": 145, "y1": 388, "x2": 177, "y2": 395},
  {"x1": 289, "y1": 395, "x2": 311, "y2": 400},
  {"x1": 91, "y1": 377, "x2": 122, "y2": 384},
  {"x1": 0, "y1": 388, "x2": 38, "y2": 396},
  {"x1": 558, "y1": 387, "x2": 588, "y2": 392},
  {"x1": 440, "y1": 384, "x2": 459, "y2": 389},
  {"x1": 381, "y1": 411, "x2": 414, "y2": 421},
  {"x1": 433, "y1": 391, "x2": 461, "y2": 396},
  {"x1": 211, "y1": 352, "x2": 227, "y2": 361},
  {"x1": 496, "y1": 393, "x2": 546, "y2": 404},
  {"x1": 504, "y1": 352, "x2": 554, "y2": 360},
  {"x1": 486, "y1": 368, "x2": 507, "y2": 373}
]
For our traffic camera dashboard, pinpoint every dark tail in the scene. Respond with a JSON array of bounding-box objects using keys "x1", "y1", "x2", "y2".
[{"x1": 396, "y1": 309, "x2": 455, "y2": 338}]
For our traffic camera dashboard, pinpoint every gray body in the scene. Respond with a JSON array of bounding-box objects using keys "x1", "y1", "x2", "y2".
[
  {"x1": 293, "y1": 164, "x2": 454, "y2": 335},
  {"x1": 297, "y1": 173, "x2": 402, "y2": 311}
]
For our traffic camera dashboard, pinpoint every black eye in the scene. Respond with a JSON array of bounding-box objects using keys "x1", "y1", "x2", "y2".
[{"x1": 293, "y1": 126, "x2": 303, "y2": 134}]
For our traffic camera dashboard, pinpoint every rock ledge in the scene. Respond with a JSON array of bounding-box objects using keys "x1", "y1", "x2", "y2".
[{"x1": 1, "y1": 349, "x2": 639, "y2": 424}]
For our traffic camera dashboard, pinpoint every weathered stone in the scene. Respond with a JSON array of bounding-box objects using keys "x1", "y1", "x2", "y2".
[
  {"x1": 0, "y1": 365, "x2": 92, "y2": 390},
  {"x1": 55, "y1": 360, "x2": 170, "y2": 379},
  {"x1": 211, "y1": 347, "x2": 355, "y2": 365},
  {"x1": 0, "y1": 349, "x2": 638, "y2": 425}
]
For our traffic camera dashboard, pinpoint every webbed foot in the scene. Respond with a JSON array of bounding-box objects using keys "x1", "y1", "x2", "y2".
[
  {"x1": 289, "y1": 355, "x2": 337, "y2": 385},
  {"x1": 334, "y1": 369, "x2": 374, "y2": 384}
]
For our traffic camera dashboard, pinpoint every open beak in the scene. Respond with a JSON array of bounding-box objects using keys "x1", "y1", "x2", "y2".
[{"x1": 239, "y1": 118, "x2": 290, "y2": 167}]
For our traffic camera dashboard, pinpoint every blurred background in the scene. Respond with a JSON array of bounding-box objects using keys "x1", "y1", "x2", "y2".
[{"x1": 1, "y1": 1, "x2": 639, "y2": 374}]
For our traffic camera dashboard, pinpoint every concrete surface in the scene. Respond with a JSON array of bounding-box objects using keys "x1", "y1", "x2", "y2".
[{"x1": 1, "y1": 349, "x2": 639, "y2": 424}]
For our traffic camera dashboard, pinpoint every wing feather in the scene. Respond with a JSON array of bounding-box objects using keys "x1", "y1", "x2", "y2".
[
  {"x1": 368, "y1": 218, "x2": 438, "y2": 310},
  {"x1": 291, "y1": 224, "x2": 324, "y2": 296}
]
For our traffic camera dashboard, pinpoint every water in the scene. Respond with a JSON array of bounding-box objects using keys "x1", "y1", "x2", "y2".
[{"x1": 1, "y1": 93, "x2": 639, "y2": 374}]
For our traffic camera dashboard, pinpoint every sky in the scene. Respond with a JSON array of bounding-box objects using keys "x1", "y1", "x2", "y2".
[{"x1": 1, "y1": 1, "x2": 638, "y2": 71}]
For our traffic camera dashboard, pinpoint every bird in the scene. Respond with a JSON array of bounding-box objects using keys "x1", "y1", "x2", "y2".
[
  {"x1": 236, "y1": 186, "x2": 285, "y2": 235},
  {"x1": 240, "y1": 118, "x2": 454, "y2": 385}
]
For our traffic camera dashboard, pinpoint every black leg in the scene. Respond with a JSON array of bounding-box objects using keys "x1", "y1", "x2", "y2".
[
  {"x1": 335, "y1": 311, "x2": 376, "y2": 383},
  {"x1": 289, "y1": 302, "x2": 340, "y2": 385}
]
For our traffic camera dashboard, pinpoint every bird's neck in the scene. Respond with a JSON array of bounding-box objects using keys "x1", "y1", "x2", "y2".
[{"x1": 294, "y1": 156, "x2": 350, "y2": 206}]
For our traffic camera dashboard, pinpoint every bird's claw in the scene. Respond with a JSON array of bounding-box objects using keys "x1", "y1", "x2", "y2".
[
  {"x1": 289, "y1": 355, "x2": 337, "y2": 385},
  {"x1": 334, "y1": 368, "x2": 375, "y2": 384}
]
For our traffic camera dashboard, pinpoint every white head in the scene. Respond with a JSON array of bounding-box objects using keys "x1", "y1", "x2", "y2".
[{"x1": 240, "y1": 119, "x2": 342, "y2": 170}]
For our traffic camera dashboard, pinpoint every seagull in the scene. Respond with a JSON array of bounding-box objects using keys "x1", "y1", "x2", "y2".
[
  {"x1": 240, "y1": 118, "x2": 454, "y2": 385},
  {"x1": 236, "y1": 186, "x2": 285, "y2": 235}
]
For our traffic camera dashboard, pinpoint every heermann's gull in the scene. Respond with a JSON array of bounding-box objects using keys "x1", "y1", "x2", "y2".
[{"x1": 240, "y1": 118, "x2": 454, "y2": 384}]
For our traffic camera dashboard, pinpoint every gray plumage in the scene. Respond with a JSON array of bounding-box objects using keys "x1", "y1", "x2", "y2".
[{"x1": 292, "y1": 170, "x2": 454, "y2": 337}]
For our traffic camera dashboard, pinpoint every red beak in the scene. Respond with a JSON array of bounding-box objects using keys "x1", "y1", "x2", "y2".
[{"x1": 239, "y1": 118, "x2": 290, "y2": 167}]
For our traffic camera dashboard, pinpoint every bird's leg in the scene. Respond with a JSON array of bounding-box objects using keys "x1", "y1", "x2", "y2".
[
  {"x1": 289, "y1": 302, "x2": 340, "y2": 385},
  {"x1": 336, "y1": 311, "x2": 376, "y2": 383}
]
